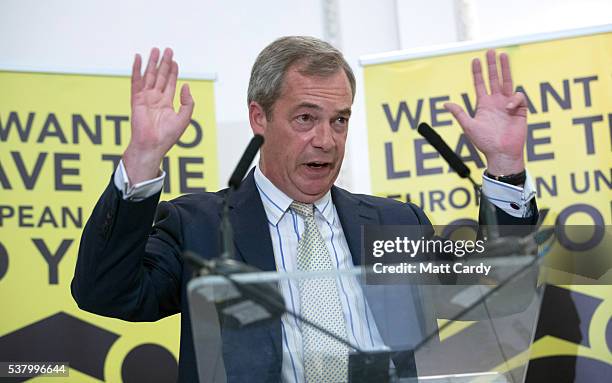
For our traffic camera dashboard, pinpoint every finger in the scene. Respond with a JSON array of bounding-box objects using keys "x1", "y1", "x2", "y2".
[
  {"x1": 500, "y1": 52, "x2": 513, "y2": 96},
  {"x1": 505, "y1": 92, "x2": 526, "y2": 110},
  {"x1": 131, "y1": 53, "x2": 143, "y2": 94},
  {"x1": 155, "y1": 48, "x2": 174, "y2": 91},
  {"x1": 444, "y1": 102, "x2": 472, "y2": 130},
  {"x1": 163, "y1": 61, "x2": 179, "y2": 101},
  {"x1": 144, "y1": 47, "x2": 160, "y2": 89},
  {"x1": 178, "y1": 84, "x2": 195, "y2": 125},
  {"x1": 486, "y1": 49, "x2": 501, "y2": 94},
  {"x1": 472, "y1": 58, "x2": 487, "y2": 99}
]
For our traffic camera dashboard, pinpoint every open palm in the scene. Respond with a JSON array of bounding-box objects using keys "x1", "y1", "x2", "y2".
[
  {"x1": 124, "y1": 48, "x2": 195, "y2": 183},
  {"x1": 445, "y1": 49, "x2": 527, "y2": 175}
]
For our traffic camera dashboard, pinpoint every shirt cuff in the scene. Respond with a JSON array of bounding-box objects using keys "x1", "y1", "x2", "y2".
[
  {"x1": 481, "y1": 170, "x2": 536, "y2": 218},
  {"x1": 113, "y1": 159, "x2": 165, "y2": 201}
]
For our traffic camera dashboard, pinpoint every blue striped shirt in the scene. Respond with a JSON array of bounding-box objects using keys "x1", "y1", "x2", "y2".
[{"x1": 254, "y1": 167, "x2": 387, "y2": 383}]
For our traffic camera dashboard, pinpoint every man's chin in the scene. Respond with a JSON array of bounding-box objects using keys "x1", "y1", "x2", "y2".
[
  {"x1": 289, "y1": 168, "x2": 339, "y2": 199},
  {"x1": 293, "y1": 181, "x2": 334, "y2": 202}
]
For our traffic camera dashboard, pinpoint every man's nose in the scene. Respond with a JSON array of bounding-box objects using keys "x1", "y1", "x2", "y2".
[{"x1": 311, "y1": 122, "x2": 334, "y2": 151}]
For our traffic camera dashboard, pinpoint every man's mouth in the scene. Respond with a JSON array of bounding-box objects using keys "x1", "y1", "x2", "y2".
[{"x1": 306, "y1": 161, "x2": 331, "y2": 169}]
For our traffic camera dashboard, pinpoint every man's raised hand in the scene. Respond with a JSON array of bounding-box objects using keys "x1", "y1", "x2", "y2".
[
  {"x1": 444, "y1": 49, "x2": 527, "y2": 176},
  {"x1": 123, "y1": 47, "x2": 195, "y2": 184}
]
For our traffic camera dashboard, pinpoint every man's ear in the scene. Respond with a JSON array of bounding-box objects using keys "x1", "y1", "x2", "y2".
[{"x1": 249, "y1": 101, "x2": 267, "y2": 136}]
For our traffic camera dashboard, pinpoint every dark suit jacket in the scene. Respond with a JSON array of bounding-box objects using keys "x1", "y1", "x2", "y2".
[{"x1": 72, "y1": 169, "x2": 536, "y2": 382}]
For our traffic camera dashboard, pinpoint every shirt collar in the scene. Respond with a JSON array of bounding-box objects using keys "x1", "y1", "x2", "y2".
[{"x1": 254, "y1": 166, "x2": 334, "y2": 226}]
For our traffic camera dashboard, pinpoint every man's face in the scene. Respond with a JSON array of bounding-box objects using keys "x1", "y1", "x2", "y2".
[{"x1": 250, "y1": 65, "x2": 352, "y2": 203}]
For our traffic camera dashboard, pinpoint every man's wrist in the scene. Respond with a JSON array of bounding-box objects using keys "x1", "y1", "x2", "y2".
[
  {"x1": 484, "y1": 153, "x2": 525, "y2": 176},
  {"x1": 484, "y1": 169, "x2": 526, "y2": 186},
  {"x1": 115, "y1": 160, "x2": 165, "y2": 201},
  {"x1": 122, "y1": 146, "x2": 163, "y2": 184}
]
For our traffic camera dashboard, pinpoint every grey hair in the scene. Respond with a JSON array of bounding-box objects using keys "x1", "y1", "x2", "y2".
[{"x1": 247, "y1": 36, "x2": 356, "y2": 120}]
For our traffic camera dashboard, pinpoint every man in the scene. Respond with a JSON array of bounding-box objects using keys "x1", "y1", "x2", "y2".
[{"x1": 72, "y1": 36, "x2": 537, "y2": 382}]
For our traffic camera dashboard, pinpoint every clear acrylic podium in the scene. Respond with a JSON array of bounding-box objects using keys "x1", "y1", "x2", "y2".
[{"x1": 187, "y1": 254, "x2": 545, "y2": 383}]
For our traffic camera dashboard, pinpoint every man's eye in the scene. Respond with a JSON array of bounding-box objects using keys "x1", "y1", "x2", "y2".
[
  {"x1": 296, "y1": 114, "x2": 313, "y2": 123},
  {"x1": 333, "y1": 116, "x2": 348, "y2": 128}
]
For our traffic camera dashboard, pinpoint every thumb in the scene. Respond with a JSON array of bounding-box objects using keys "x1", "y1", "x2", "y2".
[
  {"x1": 178, "y1": 83, "x2": 195, "y2": 123},
  {"x1": 444, "y1": 102, "x2": 472, "y2": 130},
  {"x1": 505, "y1": 92, "x2": 527, "y2": 110}
]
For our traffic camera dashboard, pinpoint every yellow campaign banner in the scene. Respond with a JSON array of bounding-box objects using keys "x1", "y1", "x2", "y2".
[
  {"x1": 362, "y1": 27, "x2": 612, "y2": 378},
  {"x1": 0, "y1": 69, "x2": 218, "y2": 381},
  {"x1": 364, "y1": 29, "x2": 611, "y2": 227}
]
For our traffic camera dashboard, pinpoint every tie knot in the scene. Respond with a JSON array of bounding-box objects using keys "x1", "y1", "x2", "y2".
[{"x1": 290, "y1": 201, "x2": 314, "y2": 218}]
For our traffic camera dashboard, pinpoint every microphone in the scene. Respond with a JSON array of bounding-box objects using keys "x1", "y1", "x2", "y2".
[
  {"x1": 417, "y1": 122, "x2": 499, "y2": 239},
  {"x1": 229, "y1": 134, "x2": 264, "y2": 190},
  {"x1": 417, "y1": 122, "x2": 475, "y2": 185},
  {"x1": 220, "y1": 134, "x2": 264, "y2": 260}
]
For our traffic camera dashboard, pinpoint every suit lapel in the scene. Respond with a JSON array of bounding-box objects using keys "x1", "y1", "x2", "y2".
[
  {"x1": 331, "y1": 186, "x2": 380, "y2": 266},
  {"x1": 228, "y1": 177, "x2": 377, "y2": 270},
  {"x1": 333, "y1": 188, "x2": 428, "y2": 353},
  {"x1": 227, "y1": 169, "x2": 277, "y2": 272}
]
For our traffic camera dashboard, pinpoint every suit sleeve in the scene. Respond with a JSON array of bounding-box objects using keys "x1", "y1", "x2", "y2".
[{"x1": 71, "y1": 177, "x2": 183, "y2": 322}]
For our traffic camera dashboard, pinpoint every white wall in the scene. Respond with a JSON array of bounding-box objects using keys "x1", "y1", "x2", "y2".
[
  {"x1": 396, "y1": 0, "x2": 612, "y2": 49},
  {"x1": 335, "y1": 0, "x2": 401, "y2": 192},
  {"x1": 474, "y1": 0, "x2": 612, "y2": 40},
  {"x1": 1, "y1": 0, "x2": 610, "y2": 193}
]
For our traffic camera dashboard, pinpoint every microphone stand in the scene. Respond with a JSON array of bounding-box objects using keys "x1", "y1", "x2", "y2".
[{"x1": 414, "y1": 121, "x2": 551, "y2": 383}]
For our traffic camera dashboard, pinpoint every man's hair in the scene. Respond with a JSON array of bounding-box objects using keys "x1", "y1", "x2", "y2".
[{"x1": 247, "y1": 36, "x2": 356, "y2": 120}]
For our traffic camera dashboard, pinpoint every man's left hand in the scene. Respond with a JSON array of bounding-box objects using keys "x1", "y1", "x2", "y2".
[{"x1": 444, "y1": 49, "x2": 527, "y2": 176}]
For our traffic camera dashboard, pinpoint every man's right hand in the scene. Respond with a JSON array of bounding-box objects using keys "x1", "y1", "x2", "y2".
[{"x1": 123, "y1": 47, "x2": 195, "y2": 184}]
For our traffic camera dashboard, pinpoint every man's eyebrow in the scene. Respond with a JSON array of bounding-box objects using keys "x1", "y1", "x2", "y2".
[
  {"x1": 293, "y1": 103, "x2": 351, "y2": 115},
  {"x1": 337, "y1": 108, "x2": 352, "y2": 117},
  {"x1": 292, "y1": 103, "x2": 352, "y2": 116}
]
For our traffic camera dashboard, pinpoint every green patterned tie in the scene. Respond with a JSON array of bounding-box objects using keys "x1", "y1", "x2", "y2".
[{"x1": 291, "y1": 201, "x2": 349, "y2": 383}]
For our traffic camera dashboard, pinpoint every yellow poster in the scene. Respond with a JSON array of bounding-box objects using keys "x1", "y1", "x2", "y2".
[
  {"x1": 362, "y1": 26, "x2": 612, "y2": 378},
  {"x1": 0, "y1": 69, "x2": 218, "y2": 381}
]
